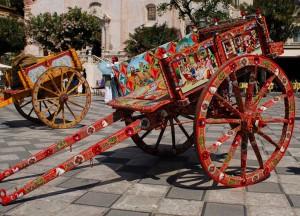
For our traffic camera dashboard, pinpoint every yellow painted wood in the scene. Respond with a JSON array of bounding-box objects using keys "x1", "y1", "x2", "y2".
[{"x1": 0, "y1": 97, "x2": 13, "y2": 108}]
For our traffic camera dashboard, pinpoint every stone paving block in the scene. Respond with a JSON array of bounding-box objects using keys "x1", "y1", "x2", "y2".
[
  {"x1": 55, "y1": 204, "x2": 108, "y2": 216},
  {"x1": 90, "y1": 179, "x2": 132, "y2": 194},
  {"x1": 246, "y1": 192, "x2": 290, "y2": 207},
  {"x1": 246, "y1": 182, "x2": 282, "y2": 193},
  {"x1": 76, "y1": 165, "x2": 120, "y2": 181},
  {"x1": 139, "y1": 175, "x2": 170, "y2": 186},
  {"x1": 166, "y1": 187, "x2": 204, "y2": 201},
  {"x1": 288, "y1": 195, "x2": 300, "y2": 208},
  {"x1": 112, "y1": 195, "x2": 160, "y2": 212},
  {"x1": 247, "y1": 205, "x2": 295, "y2": 216},
  {"x1": 126, "y1": 183, "x2": 169, "y2": 197},
  {"x1": 0, "y1": 154, "x2": 19, "y2": 161},
  {"x1": 24, "y1": 185, "x2": 86, "y2": 203},
  {"x1": 105, "y1": 209, "x2": 149, "y2": 216},
  {"x1": 157, "y1": 198, "x2": 203, "y2": 216},
  {"x1": 278, "y1": 174, "x2": 300, "y2": 184},
  {"x1": 205, "y1": 190, "x2": 245, "y2": 205},
  {"x1": 74, "y1": 191, "x2": 120, "y2": 208},
  {"x1": 294, "y1": 208, "x2": 300, "y2": 216},
  {"x1": 0, "y1": 146, "x2": 27, "y2": 153},
  {"x1": 58, "y1": 177, "x2": 100, "y2": 190},
  {"x1": 118, "y1": 165, "x2": 151, "y2": 176},
  {"x1": 6, "y1": 141, "x2": 31, "y2": 146},
  {"x1": 0, "y1": 202, "x2": 21, "y2": 214},
  {"x1": 281, "y1": 183, "x2": 300, "y2": 195},
  {"x1": 7, "y1": 199, "x2": 69, "y2": 216},
  {"x1": 202, "y1": 202, "x2": 245, "y2": 216}
]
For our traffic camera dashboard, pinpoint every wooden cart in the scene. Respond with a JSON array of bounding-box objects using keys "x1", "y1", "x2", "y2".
[
  {"x1": 0, "y1": 14, "x2": 295, "y2": 205},
  {"x1": 0, "y1": 49, "x2": 91, "y2": 129}
]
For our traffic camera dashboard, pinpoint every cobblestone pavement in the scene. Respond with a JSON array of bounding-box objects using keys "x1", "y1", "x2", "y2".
[{"x1": 0, "y1": 95, "x2": 299, "y2": 216}]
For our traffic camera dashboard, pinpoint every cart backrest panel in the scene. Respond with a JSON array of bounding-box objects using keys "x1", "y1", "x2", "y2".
[
  {"x1": 168, "y1": 38, "x2": 219, "y2": 95},
  {"x1": 112, "y1": 33, "x2": 200, "y2": 97},
  {"x1": 24, "y1": 49, "x2": 80, "y2": 85},
  {"x1": 217, "y1": 19, "x2": 262, "y2": 62}
]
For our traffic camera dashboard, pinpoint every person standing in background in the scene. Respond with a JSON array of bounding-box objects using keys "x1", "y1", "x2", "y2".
[
  {"x1": 98, "y1": 56, "x2": 121, "y2": 103},
  {"x1": 111, "y1": 56, "x2": 121, "y2": 99}
]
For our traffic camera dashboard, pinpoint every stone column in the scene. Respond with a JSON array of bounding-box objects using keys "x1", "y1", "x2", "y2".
[{"x1": 24, "y1": 0, "x2": 35, "y2": 20}]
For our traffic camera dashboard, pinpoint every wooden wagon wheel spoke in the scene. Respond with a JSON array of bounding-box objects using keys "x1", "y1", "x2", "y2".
[
  {"x1": 65, "y1": 102, "x2": 77, "y2": 120},
  {"x1": 47, "y1": 74, "x2": 61, "y2": 94},
  {"x1": 257, "y1": 94, "x2": 287, "y2": 113},
  {"x1": 43, "y1": 98, "x2": 59, "y2": 110},
  {"x1": 208, "y1": 126, "x2": 241, "y2": 152},
  {"x1": 256, "y1": 130, "x2": 279, "y2": 149},
  {"x1": 20, "y1": 100, "x2": 31, "y2": 108},
  {"x1": 28, "y1": 107, "x2": 34, "y2": 117},
  {"x1": 64, "y1": 72, "x2": 76, "y2": 93},
  {"x1": 49, "y1": 105, "x2": 62, "y2": 123},
  {"x1": 170, "y1": 119, "x2": 176, "y2": 150},
  {"x1": 61, "y1": 104, "x2": 66, "y2": 125},
  {"x1": 39, "y1": 86, "x2": 59, "y2": 97},
  {"x1": 140, "y1": 129, "x2": 153, "y2": 140},
  {"x1": 68, "y1": 93, "x2": 88, "y2": 97},
  {"x1": 42, "y1": 101, "x2": 52, "y2": 117},
  {"x1": 245, "y1": 64, "x2": 258, "y2": 107},
  {"x1": 174, "y1": 117, "x2": 190, "y2": 139},
  {"x1": 181, "y1": 114, "x2": 195, "y2": 120},
  {"x1": 36, "y1": 97, "x2": 59, "y2": 103},
  {"x1": 214, "y1": 92, "x2": 241, "y2": 117},
  {"x1": 154, "y1": 126, "x2": 166, "y2": 149},
  {"x1": 206, "y1": 118, "x2": 241, "y2": 124},
  {"x1": 253, "y1": 75, "x2": 276, "y2": 106},
  {"x1": 60, "y1": 68, "x2": 65, "y2": 92},
  {"x1": 230, "y1": 72, "x2": 245, "y2": 113},
  {"x1": 67, "y1": 99, "x2": 85, "y2": 109},
  {"x1": 261, "y1": 117, "x2": 289, "y2": 124},
  {"x1": 240, "y1": 133, "x2": 249, "y2": 178},
  {"x1": 67, "y1": 81, "x2": 84, "y2": 95},
  {"x1": 249, "y1": 133, "x2": 264, "y2": 169},
  {"x1": 220, "y1": 134, "x2": 242, "y2": 172}
]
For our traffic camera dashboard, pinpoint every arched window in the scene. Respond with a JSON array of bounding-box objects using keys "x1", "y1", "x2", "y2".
[
  {"x1": 146, "y1": 4, "x2": 156, "y2": 21},
  {"x1": 89, "y1": 2, "x2": 102, "y2": 8}
]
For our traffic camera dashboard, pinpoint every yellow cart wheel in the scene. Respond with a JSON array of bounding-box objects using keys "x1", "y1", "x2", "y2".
[{"x1": 32, "y1": 66, "x2": 91, "y2": 129}]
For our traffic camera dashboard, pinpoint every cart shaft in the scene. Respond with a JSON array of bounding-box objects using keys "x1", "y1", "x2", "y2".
[
  {"x1": 0, "y1": 111, "x2": 123, "y2": 182},
  {"x1": 0, "y1": 118, "x2": 141, "y2": 205}
]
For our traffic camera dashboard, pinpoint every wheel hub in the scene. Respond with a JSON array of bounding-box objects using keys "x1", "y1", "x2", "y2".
[
  {"x1": 59, "y1": 94, "x2": 69, "y2": 103},
  {"x1": 241, "y1": 110, "x2": 265, "y2": 132}
]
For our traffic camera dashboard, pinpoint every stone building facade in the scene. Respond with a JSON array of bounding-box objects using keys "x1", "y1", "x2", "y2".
[{"x1": 24, "y1": 0, "x2": 186, "y2": 57}]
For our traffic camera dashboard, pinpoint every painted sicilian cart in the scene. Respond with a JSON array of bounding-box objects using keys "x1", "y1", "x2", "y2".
[
  {"x1": 0, "y1": 49, "x2": 91, "y2": 129},
  {"x1": 0, "y1": 14, "x2": 295, "y2": 205}
]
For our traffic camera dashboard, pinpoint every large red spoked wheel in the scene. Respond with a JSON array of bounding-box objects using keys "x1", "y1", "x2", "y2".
[{"x1": 195, "y1": 55, "x2": 295, "y2": 187}]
